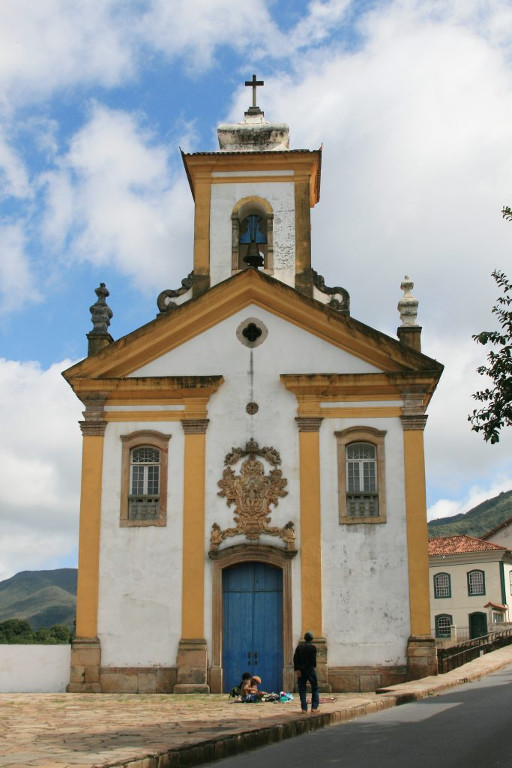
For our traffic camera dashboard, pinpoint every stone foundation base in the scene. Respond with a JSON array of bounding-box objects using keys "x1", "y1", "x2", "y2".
[
  {"x1": 67, "y1": 637, "x2": 101, "y2": 693},
  {"x1": 174, "y1": 638, "x2": 210, "y2": 693},
  {"x1": 328, "y1": 665, "x2": 408, "y2": 692},
  {"x1": 313, "y1": 636, "x2": 331, "y2": 692},
  {"x1": 407, "y1": 635, "x2": 438, "y2": 679},
  {"x1": 208, "y1": 665, "x2": 223, "y2": 693},
  {"x1": 100, "y1": 666, "x2": 177, "y2": 693},
  {"x1": 174, "y1": 683, "x2": 210, "y2": 693}
]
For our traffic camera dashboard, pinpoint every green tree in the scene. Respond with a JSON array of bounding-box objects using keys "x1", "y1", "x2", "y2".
[
  {"x1": 469, "y1": 269, "x2": 512, "y2": 443},
  {"x1": 0, "y1": 619, "x2": 35, "y2": 644},
  {"x1": 47, "y1": 624, "x2": 72, "y2": 644}
]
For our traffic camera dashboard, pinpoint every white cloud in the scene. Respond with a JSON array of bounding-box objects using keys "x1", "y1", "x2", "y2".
[
  {"x1": 0, "y1": 225, "x2": 41, "y2": 313},
  {"x1": 249, "y1": 0, "x2": 512, "y2": 344},
  {"x1": 427, "y1": 481, "x2": 512, "y2": 523},
  {"x1": 42, "y1": 104, "x2": 194, "y2": 292},
  {"x1": 424, "y1": 334, "x2": 512, "y2": 509},
  {"x1": 0, "y1": 359, "x2": 82, "y2": 580},
  {"x1": 291, "y1": 0, "x2": 352, "y2": 50},
  {"x1": 0, "y1": 0, "x2": 135, "y2": 105},
  {"x1": 0, "y1": 133, "x2": 31, "y2": 199},
  {"x1": 139, "y1": 0, "x2": 285, "y2": 72}
]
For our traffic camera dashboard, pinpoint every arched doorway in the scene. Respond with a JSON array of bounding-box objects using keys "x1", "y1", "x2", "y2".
[
  {"x1": 208, "y1": 543, "x2": 296, "y2": 693},
  {"x1": 469, "y1": 612, "x2": 487, "y2": 639},
  {"x1": 222, "y1": 561, "x2": 283, "y2": 693}
]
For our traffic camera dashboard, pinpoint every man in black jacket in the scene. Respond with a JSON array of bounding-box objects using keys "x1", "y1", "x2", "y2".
[{"x1": 293, "y1": 631, "x2": 319, "y2": 712}]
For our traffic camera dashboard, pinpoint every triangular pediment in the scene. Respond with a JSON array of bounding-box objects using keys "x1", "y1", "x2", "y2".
[{"x1": 63, "y1": 268, "x2": 442, "y2": 386}]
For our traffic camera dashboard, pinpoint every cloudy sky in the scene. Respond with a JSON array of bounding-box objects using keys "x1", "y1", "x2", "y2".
[{"x1": 1, "y1": 0, "x2": 511, "y2": 581}]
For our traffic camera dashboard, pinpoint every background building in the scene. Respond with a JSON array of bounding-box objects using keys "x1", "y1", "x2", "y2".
[{"x1": 429, "y1": 535, "x2": 512, "y2": 643}]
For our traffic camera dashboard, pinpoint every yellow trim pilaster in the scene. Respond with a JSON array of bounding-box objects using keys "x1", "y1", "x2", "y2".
[
  {"x1": 193, "y1": 176, "x2": 211, "y2": 282},
  {"x1": 294, "y1": 174, "x2": 312, "y2": 274},
  {"x1": 180, "y1": 418, "x2": 208, "y2": 639},
  {"x1": 75, "y1": 404, "x2": 106, "y2": 639},
  {"x1": 402, "y1": 413, "x2": 431, "y2": 636},
  {"x1": 296, "y1": 417, "x2": 323, "y2": 637}
]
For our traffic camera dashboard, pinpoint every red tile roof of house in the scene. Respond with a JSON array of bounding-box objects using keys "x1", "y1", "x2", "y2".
[{"x1": 428, "y1": 535, "x2": 508, "y2": 555}]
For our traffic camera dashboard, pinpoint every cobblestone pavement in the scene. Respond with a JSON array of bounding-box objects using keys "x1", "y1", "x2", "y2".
[{"x1": 1, "y1": 646, "x2": 512, "y2": 768}]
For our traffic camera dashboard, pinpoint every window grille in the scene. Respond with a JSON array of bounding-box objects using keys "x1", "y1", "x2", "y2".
[
  {"x1": 129, "y1": 446, "x2": 160, "y2": 520},
  {"x1": 346, "y1": 442, "x2": 378, "y2": 516},
  {"x1": 467, "y1": 570, "x2": 485, "y2": 596},
  {"x1": 434, "y1": 572, "x2": 451, "y2": 598},
  {"x1": 435, "y1": 614, "x2": 452, "y2": 638}
]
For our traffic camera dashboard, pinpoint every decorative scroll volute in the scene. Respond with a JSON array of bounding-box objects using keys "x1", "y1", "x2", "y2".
[{"x1": 210, "y1": 439, "x2": 295, "y2": 551}]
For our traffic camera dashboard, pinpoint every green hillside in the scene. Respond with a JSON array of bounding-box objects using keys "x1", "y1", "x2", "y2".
[
  {"x1": 0, "y1": 569, "x2": 77, "y2": 629},
  {"x1": 428, "y1": 489, "x2": 512, "y2": 539}
]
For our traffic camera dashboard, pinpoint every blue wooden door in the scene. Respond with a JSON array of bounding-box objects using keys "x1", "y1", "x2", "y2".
[{"x1": 222, "y1": 562, "x2": 283, "y2": 693}]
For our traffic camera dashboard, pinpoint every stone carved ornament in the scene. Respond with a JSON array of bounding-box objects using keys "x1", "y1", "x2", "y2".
[{"x1": 210, "y1": 438, "x2": 295, "y2": 551}]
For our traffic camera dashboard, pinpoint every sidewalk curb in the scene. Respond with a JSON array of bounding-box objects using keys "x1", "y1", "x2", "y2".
[
  {"x1": 376, "y1": 649, "x2": 512, "y2": 704},
  {"x1": 94, "y1": 650, "x2": 512, "y2": 768},
  {"x1": 95, "y1": 696, "x2": 399, "y2": 768}
]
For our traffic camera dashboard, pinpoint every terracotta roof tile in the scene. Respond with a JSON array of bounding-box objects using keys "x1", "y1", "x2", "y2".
[{"x1": 428, "y1": 535, "x2": 508, "y2": 555}]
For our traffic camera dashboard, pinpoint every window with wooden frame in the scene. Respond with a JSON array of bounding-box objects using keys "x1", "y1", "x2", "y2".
[
  {"x1": 335, "y1": 427, "x2": 387, "y2": 524},
  {"x1": 435, "y1": 614, "x2": 452, "y2": 638},
  {"x1": 120, "y1": 430, "x2": 171, "y2": 527},
  {"x1": 467, "y1": 569, "x2": 485, "y2": 596},
  {"x1": 433, "y1": 572, "x2": 451, "y2": 599}
]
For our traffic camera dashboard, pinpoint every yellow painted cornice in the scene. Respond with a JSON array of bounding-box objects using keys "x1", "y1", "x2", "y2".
[
  {"x1": 65, "y1": 375, "x2": 224, "y2": 406},
  {"x1": 181, "y1": 149, "x2": 321, "y2": 207},
  {"x1": 281, "y1": 371, "x2": 441, "y2": 409},
  {"x1": 63, "y1": 269, "x2": 443, "y2": 384}
]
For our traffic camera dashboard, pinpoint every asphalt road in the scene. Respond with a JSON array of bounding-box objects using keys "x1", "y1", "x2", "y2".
[{"x1": 207, "y1": 665, "x2": 512, "y2": 767}]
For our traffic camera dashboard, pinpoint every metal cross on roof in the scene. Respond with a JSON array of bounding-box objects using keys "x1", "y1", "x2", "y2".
[{"x1": 245, "y1": 74, "x2": 264, "y2": 109}]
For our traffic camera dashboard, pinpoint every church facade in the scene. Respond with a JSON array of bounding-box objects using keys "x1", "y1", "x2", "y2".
[{"x1": 64, "y1": 81, "x2": 443, "y2": 694}]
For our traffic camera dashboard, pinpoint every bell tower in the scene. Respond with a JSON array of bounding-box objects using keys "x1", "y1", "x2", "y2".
[{"x1": 181, "y1": 75, "x2": 322, "y2": 297}]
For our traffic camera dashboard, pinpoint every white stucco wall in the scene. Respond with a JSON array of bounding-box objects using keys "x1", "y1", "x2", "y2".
[
  {"x1": 487, "y1": 524, "x2": 512, "y2": 549},
  {"x1": 98, "y1": 303, "x2": 411, "y2": 669},
  {"x1": 320, "y1": 417, "x2": 409, "y2": 666},
  {"x1": 209, "y1": 181, "x2": 296, "y2": 287},
  {"x1": 0, "y1": 646, "x2": 70, "y2": 692},
  {"x1": 98, "y1": 421, "x2": 185, "y2": 667}
]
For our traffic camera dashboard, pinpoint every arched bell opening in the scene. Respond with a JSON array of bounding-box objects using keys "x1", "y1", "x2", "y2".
[{"x1": 232, "y1": 197, "x2": 274, "y2": 273}]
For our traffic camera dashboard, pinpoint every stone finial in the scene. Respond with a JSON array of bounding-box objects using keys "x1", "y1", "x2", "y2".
[
  {"x1": 397, "y1": 276, "x2": 422, "y2": 352},
  {"x1": 397, "y1": 276, "x2": 419, "y2": 326},
  {"x1": 87, "y1": 283, "x2": 113, "y2": 356},
  {"x1": 89, "y1": 283, "x2": 113, "y2": 333}
]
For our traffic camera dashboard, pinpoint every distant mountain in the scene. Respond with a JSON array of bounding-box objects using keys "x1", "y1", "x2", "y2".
[
  {"x1": 0, "y1": 569, "x2": 77, "y2": 629},
  {"x1": 428, "y1": 490, "x2": 512, "y2": 539}
]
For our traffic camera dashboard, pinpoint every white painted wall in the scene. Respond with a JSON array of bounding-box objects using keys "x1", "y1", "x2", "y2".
[
  {"x1": 98, "y1": 421, "x2": 185, "y2": 667},
  {"x1": 98, "y1": 303, "x2": 410, "y2": 669},
  {"x1": 209, "y1": 182, "x2": 296, "y2": 287},
  {"x1": 487, "y1": 524, "x2": 512, "y2": 548},
  {"x1": 0, "y1": 645, "x2": 70, "y2": 692},
  {"x1": 320, "y1": 416, "x2": 409, "y2": 666}
]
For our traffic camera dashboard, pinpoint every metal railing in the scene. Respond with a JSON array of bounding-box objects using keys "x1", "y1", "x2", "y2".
[{"x1": 437, "y1": 627, "x2": 512, "y2": 673}]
